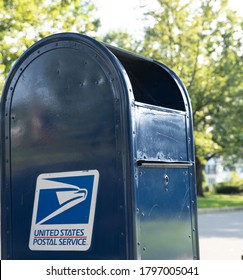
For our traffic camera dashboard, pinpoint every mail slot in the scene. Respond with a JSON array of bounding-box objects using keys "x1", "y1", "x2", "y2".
[{"x1": 1, "y1": 33, "x2": 199, "y2": 259}]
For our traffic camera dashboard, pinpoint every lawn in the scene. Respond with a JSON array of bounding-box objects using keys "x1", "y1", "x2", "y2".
[{"x1": 197, "y1": 193, "x2": 243, "y2": 209}]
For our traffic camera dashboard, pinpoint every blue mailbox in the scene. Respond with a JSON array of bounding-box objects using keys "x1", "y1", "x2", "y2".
[{"x1": 1, "y1": 33, "x2": 199, "y2": 259}]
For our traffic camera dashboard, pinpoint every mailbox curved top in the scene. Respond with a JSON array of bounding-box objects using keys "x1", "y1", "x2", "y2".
[
  {"x1": 2, "y1": 33, "x2": 195, "y2": 165},
  {"x1": 2, "y1": 32, "x2": 192, "y2": 116}
]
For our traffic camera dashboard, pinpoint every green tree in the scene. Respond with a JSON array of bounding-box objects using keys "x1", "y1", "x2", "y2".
[
  {"x1": 0, "y1": 0, "x2": 100, "y2": 92},
  {"x1": 102, "y1": 31, "x2": 142, "y2": 53},
  {"x1": 103, "y1": 0, "x2": 243, "y2": 196}
]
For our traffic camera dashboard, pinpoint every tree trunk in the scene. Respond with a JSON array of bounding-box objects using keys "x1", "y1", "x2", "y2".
[{"x1": 196, "y1": 156, "x2": 204, "y2": 197}]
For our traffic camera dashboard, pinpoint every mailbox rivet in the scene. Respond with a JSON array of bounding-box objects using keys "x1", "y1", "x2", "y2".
[
  {"x1": 143, "y1": 247, "x2": 146, "y2": 251},
  {"x1": 141, "y1": 212, "x2": 145, "y2": 217},
  {"x1": 137, "y1": 242, "x2": 140, "y2": 246}
]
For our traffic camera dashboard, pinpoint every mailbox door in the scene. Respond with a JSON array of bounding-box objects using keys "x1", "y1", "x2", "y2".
[
  {"x1": 134, "y1": 103, "x2": 198, "y2": 260},
  {"x1": 137, "y1": 165, "x2": 194, "y2": 260}
]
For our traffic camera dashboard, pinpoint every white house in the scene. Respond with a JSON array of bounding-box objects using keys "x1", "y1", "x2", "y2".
[{"x1": 205, "y1": 157, "x2": 243, "y2": 186}]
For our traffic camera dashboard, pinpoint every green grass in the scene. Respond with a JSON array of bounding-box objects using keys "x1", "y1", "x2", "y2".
[{"x1": 197, "y1": 193, "x2": 243, "y2": 209}]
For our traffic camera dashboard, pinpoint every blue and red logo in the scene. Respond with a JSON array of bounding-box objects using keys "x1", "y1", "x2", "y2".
[{"x1": 29, "y1": 170, "x2": 99, "y2": 251}]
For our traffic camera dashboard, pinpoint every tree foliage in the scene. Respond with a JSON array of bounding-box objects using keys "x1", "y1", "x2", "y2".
[
  {"x1": 0, "y1": 0, "x2": 100, "y2": 92},
  {"x1": 102, "y1": 31, "x2": 142, "y2": 53}
]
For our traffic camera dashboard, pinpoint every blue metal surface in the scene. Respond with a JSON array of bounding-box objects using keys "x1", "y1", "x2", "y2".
[
  {"x1": 1, "y1": 33, "x2": 199, "y2": 260},
  {"x1": 137, "y1": 166, "x2": 193, "y2": 259},
  {"x1": 107, "y1": 47, "x2": 199, "y2": 259},
  {"x1": 135, "y1": 104, "x2": 187, "y2": 162},
  {"x1": 133, "y1": 102, "x2": 198, "y2": 260},
  {"x1": 1, "y1": 34, "x2": 134, "y2": 259}
]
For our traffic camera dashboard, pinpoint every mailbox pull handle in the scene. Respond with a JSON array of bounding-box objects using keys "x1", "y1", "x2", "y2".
[{"x1": 137, "y1": 160, "x2": 193, "y2": 168}]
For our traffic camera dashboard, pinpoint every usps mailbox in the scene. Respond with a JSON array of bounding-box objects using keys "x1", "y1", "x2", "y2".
[{"x1": 1, "y1": 33, "x2": 199, "y2": 259}]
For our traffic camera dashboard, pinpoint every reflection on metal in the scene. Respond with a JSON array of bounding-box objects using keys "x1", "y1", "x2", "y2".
[{"x1": 138, "y1": 167, "x2": 193, "y2": 259}]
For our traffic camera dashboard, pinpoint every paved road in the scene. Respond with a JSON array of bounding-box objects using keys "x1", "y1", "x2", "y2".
[{"x1": 198, "y1": 210, "x2": 243, "y2": 260}]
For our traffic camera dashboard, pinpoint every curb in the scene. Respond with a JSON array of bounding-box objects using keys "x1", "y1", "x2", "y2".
[{"x1": 198, "y1": 206, "x2": 243, "y2": 214}]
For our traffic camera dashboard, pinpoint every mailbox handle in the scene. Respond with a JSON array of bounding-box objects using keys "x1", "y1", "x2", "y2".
[{"x1": 137, "y1": 160, "x2": 193, "y2": 169}]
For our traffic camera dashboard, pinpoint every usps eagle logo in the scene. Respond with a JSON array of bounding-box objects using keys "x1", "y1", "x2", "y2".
[{"x1": 29, "y1": 170, "x2": 99, "y2": 251}]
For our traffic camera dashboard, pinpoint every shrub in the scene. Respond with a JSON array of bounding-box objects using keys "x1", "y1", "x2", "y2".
[
  {"x1": 214, "y1": 174, "x2": 243, "y2": 194},
  {"x1": 215, "y1": 185, "x2": 242, "y2": 194}
]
